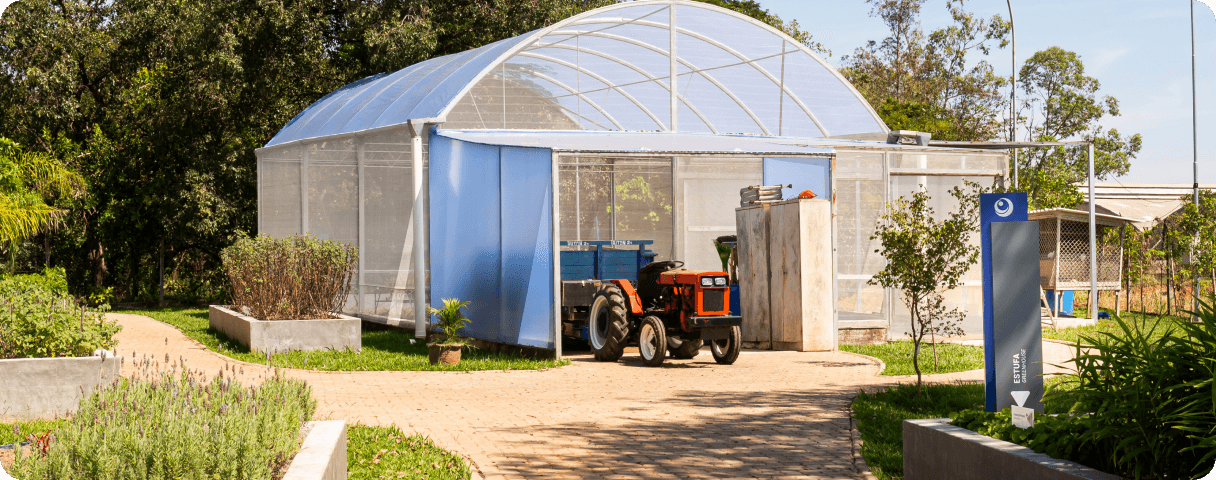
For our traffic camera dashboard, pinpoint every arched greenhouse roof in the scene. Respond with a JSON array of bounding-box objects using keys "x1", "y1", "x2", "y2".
[{"x1": 265, "y1": 0, "x2": 888, "y2": 147}]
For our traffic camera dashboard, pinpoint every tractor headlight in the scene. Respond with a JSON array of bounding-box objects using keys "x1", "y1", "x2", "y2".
[
  {"x1": 701, "y1": 277, "x2": 713, "y2": 287},
  {"x1": 714, "y1": 277, "x2": 727, "y2": 286}
]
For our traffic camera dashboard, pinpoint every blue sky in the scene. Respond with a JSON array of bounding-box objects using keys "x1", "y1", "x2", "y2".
[{"x1": 761, "y1": 0, "x2": 1216, "y2": 185}]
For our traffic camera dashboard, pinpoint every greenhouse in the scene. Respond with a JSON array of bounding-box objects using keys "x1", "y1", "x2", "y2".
[{"x1": 255, "y1": 0, "x2": 1008, "y2": 351}]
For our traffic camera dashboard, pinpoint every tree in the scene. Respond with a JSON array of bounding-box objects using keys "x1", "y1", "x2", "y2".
[
  {"x1": 1015, "y1": 47, "x2": 1141, "y2": 209},
  {"x1": 869, "y1": 182, "x2": 982, "y2": 397},
  {"x1": 841, "y1": 0, "x2": 1010, "y2": 141},
  {"x1": 0, "y1": 138, "x2": 85, "y2": 273},
  {"x1": 0, "y1": 0, "x2": 830, "y2": 300},
  {"x1": 693, "y1": 0, "x2": 828, "y2": 55},
  {"x1": 1173, "y1": 193, "x2": 1216, "y2": 305}
]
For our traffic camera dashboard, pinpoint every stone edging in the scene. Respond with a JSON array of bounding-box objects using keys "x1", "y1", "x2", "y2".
[
  {"x1": 837, "y1": 349, "x2": 887, "y2": 376},
  {"x1": 903, "y1": 418, "x2": 1121, "y2": 480},
  {"x1": 846, "y1": 398, "x2": 880, "y2": 480},
  {"x1": 283, "y1": 420, "x2": 347, "y2": 480}
]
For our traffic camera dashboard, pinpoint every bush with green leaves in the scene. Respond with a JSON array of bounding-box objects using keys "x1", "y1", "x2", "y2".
[
  {"x1": 947, "y1": 303, "x2": 1216, "y2": 479},
  {"x1": 0, "y1": 267, "x2": 68, "y2": 296},
  {"x1": 221, "y1": 234, "x2": 357, "y2": 320},
  {"x1": 949, "y1": 410, "x2": 1114, "y2": 474},
  {"x1": 0, "y1": 270, "x2": 118, "y2": 359},
  {"x1": 11, "y1": 361, "x2": 315, "y2": 479}
]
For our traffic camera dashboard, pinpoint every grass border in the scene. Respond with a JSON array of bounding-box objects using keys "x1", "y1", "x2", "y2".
[{"x1": 114, "y1": 306, "x2": 570, "y2": 372}]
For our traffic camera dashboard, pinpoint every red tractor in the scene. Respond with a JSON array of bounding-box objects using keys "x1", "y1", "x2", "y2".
[{"x1": 562, "y1": 242, "x2": 742, "y2": 367}]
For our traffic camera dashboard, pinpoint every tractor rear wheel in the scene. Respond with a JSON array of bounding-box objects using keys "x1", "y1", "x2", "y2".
[
  {"x1": 669, "y1": 337, "x2": 703, "y2": 359},
  {"x1": 637, "y1": 316, "x2": 667, "y2": 367},
  {"x1": 710, "y1": 326, "x2": 742, "y2": 365},
  {"x1": 588, "y1": 284, "x2": 629, "y2": 362}
]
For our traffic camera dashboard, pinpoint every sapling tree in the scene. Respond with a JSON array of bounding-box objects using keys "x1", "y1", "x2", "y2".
[{"x1": 869, "y1": 182, "x2": 983, "y2": 398}]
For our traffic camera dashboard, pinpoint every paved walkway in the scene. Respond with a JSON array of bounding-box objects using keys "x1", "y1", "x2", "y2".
[{"x1": 108, "y1": 313, "x2": 1082, "y2": 480}]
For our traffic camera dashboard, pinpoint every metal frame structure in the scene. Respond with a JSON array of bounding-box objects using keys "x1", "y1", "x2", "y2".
[{"x1": 1029, "y1": 209, "x2": 1137, "y2": 316}]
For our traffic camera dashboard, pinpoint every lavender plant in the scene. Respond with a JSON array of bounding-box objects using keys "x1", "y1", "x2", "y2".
[{"x1": 11, "y1": 359, "x2": 315, "y2": 479}]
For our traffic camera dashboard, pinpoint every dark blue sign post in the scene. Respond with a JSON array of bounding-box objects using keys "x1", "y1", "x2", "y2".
[{"x1": 981, "y1": 193, "x2": 1044, "y2": 413}]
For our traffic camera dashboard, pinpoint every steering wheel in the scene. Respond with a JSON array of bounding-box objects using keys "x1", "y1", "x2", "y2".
[{"x1": 641, "y1": 260, "x2": 684, "y2": 274}]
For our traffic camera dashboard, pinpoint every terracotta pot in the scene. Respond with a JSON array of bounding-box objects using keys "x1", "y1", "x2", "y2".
[{"x1": 428, "y1": 344, "x2": 463, "y2": 365}]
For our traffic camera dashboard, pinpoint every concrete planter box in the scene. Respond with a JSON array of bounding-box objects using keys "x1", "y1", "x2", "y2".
[
  {"x1": 209, "y1": 305, "x2": 361, "y2": 354},
  {"x1": 0, "y1": 354, "x2": 121, "y2": 419},
  {"x1": 904, "y1": 418, "x2": 1121, "y2": 480},
  {"x1": 283, "y1": 420, "x2": 347, "y2": 480}
]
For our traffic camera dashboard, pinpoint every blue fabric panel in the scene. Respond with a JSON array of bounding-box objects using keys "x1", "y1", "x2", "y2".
[
  {"x1": 499, "y1": 146, "x2": 555, "y2": 349},
  {"x1": 763, "y1": 157, "x2": 832, "y2": 201},
  {"x1": 428, "y1": 135, "x2": 502, "y2": 343}
]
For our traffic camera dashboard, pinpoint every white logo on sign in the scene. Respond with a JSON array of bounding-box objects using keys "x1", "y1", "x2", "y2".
[
  {"x1": 1011, "y1": 390, "x2": 1030, "y2": 407},
  {"x1": 995, "y1": 198, "x2": 1014, "y2": 218}
]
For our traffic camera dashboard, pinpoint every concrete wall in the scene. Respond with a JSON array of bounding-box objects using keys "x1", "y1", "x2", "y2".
[
  {"x1": 838, "y1": 320, "x2": 888, "y2": 345},
  {"x1": 283, "y1": 420, "x2": 347, "y2": 480},
  {"x1": 0, "y1": 355, "x2": 121, "y2": 419},
  {"x1": 209, "y1": 306, "x2": 361, "y2": 354},
  {"x1": 903, "y1": 418, "x2": 1121, "y2": 480}
]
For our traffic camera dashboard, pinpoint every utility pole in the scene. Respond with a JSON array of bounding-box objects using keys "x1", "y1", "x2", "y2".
[
  {"x1": 1193, "y1": 0, "x2": 1200, "y2": 316},
  {"x1": 1007, "y1": 0, "x2": 1018, "y2": 189}
]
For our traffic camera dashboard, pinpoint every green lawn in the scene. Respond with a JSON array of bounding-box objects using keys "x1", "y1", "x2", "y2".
[
  {"x1": 852, "y1": 381, "x2": 984, "y2": 479},
  {"x1": 1042, "y1": 309, "x2": 1184, "y2": 346},
  {"x1": 852, "y1": 375, "x2": 1076, "y2": 480},
  {"x1": 348, "y1": 424, "x2": 470, "y2": 480},
  {"x1": 840, "y1": 340, "x2": 985, "y2": 375},
  {"x1": 116, "y1": 307, "x2": 570, "y2": 372}
]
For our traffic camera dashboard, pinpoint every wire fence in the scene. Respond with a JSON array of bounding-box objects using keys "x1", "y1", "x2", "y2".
[{"x1": 1073, "y1": 274, "x2": 1211, "y2": 317}]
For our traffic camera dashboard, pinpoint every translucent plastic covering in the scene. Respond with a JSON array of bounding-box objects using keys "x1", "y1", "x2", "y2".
[
  {"x1": 266, "y1": 0, "x2": 886, "y2": 148},
  {"x1": 257, "y1": 125, "x2": 430, "y2": 323},
  {"x1": 880, "y1": 152, "x2": 1006, "y2": 339}
]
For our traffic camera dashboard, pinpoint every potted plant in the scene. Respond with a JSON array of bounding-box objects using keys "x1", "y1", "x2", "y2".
[{"x1": 427, "y1": 298, "x2": 472, "y2": 365}]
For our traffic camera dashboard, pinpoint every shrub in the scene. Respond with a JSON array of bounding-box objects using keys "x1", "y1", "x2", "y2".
[
  {"x1": 949, "y1": 410, "x2": 1114, "y2": 474},
  {"x1": 11, "y1": 362, "x2": 316, "y2": 479},
  {"x1": 0, "y1": 267, "x2": 68, "y2": 296},
  {"x1": 0, "y1": 275, "x2": 119, "y2": 359},
  {"x1": 1040, "y1": 311, "x2": 1212, "y2": 479},
  {"x1": 946, "y1": 306, "x2": 1216, "y2": 479},
  {"x1": 221, "y1": 234, "x2": 357, "y2": 320}
]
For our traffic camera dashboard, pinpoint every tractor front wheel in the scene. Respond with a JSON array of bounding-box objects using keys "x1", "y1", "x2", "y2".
[
  {"x1": 637, "y1": 316, "x2": 668, "y2": 367},
  {"x1": 710, "y1": 326, "x2": 742, "y2": 365},
  {"x1": 588, "y1": 284, "x2": 630, "y2": 362}
]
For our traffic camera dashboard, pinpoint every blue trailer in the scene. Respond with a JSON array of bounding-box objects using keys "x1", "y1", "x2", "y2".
[{"x1": 559, "y1": 240, "x2": 655, "y2": 340}]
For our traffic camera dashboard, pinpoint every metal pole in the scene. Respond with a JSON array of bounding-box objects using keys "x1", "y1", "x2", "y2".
[
  {"x1": 1193, "y1": 0, "x2": 1200, "y2": 315},
  {"x1": 669, "y1": 0, "x2": 677, "y2": 132},
  {"x1": 411, "y1": 122, "x2": 428, "y2": 339},
  {"x1": 552, "y1": 151, "x2": 562, "y2": 360},
  {"x1": 1007, "y1": 0, "x2": 1018, "y2": 190},
  {"x1": 1089, "y1": 142, "x2": 1098, "y2": 322},
  {"x1": 358, "y1": 140, "x2": 366, "y2": 316}
]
